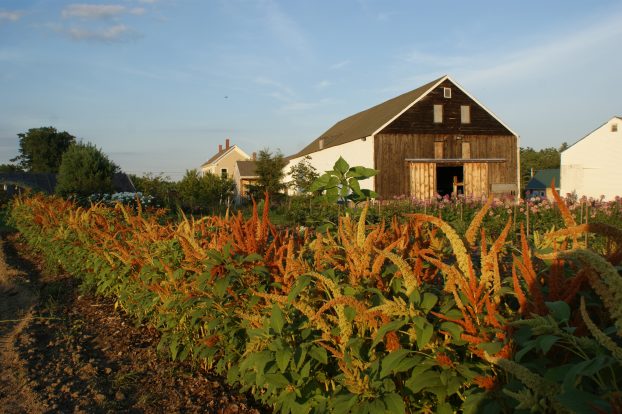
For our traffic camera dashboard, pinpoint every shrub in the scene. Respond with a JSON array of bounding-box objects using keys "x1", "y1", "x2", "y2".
[{"x1": 55, "y1": 142, "x2": 118, "y2": 197}]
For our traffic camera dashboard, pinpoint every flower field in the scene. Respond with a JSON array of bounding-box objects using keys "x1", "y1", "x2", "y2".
[{"x1": 9, "y1": 190, "x2": 622, "y2": 413}]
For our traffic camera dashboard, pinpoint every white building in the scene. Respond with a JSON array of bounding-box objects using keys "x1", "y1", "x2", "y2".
[{"x1": 561, "y1": 116, "x2": 622, "y2": 200}]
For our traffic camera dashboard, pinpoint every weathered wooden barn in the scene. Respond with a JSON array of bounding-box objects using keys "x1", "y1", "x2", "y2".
[{"x1": 285, "y1": 75, "x2": 519, "y2": 200}]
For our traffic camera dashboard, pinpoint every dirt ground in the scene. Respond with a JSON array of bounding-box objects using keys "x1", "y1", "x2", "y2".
[{"x1": 0, "y1": 232, "x2": 267, "y2": 414}]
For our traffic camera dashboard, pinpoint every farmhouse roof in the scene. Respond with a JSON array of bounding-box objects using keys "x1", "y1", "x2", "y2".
[
  {"x1": 525, "y1": 169, "x2": 560, "y2": 190},
  {"x1": 288, "y1": 75, "x2": 517, "y2": 159},
  {"x1": 202, "y1": 145, "x2": 237, "y2": 167},
  {"x1": 236, "y1": 160, "x2": 258, "y2": 177}
]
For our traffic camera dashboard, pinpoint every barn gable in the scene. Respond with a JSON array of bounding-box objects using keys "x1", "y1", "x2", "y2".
[{"x1": 285, "y1": 75, "x2": 519, "y2": 200}]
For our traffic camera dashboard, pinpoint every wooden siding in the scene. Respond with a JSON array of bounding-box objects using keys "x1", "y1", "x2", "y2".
[
  {"x1": 380, "y1": 79, "x2": 512, "y2": 136},
  {"x1": 409, "y1": 163, "x2": 435, "y2": 200},
  {"x1": 374, "y1": 133, "x2": 517, "y2": 198},
  {"x1": 464, "y1": 163, "x2": 489, "y2": 198}
]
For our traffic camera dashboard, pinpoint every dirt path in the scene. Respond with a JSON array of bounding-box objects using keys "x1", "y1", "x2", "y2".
[{"x1": 0, "y1": 233, "x2": 265, "y2": 414}]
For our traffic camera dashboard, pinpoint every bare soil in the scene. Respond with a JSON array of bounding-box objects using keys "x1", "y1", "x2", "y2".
[{"x1": 0, "y1": 232, "x2": 267, "y2": 414}]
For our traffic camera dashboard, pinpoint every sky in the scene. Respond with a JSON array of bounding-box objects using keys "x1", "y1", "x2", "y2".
[{"x1": 1, "y1": 0, "x2": 621, "y2": 180}]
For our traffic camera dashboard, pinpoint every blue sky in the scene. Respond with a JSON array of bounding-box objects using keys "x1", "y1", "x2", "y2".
[{"x1": 1, "y1": 0, "x2": 621, "y2": 180}]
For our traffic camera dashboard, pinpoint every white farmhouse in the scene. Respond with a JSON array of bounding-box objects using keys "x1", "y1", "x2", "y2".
[{"x1": 561, "y1": 116, "x2": 622, "y2": 200}]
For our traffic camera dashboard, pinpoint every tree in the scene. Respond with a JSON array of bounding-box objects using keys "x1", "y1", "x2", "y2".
[
  {"x1": 254, "y1": 149, "x2": 287, "y2": 200},
  {"x1": 56, "y1": 142, "x2": 118, "y2": 197},
  {"x1": 520, "y1": 146, "x2": 562, "y2": 190},
  {"x1": 11, "y1": 127, "x2": 76, "y2": 173},
  {"x1": 287, "y1": 155, "x2": 319, "y2": 194},
  {"x1": 130, "y1": 173, "x2": 177, "y2": 209},
  {"x1": 177, "y1": 169, "x2": 235, "y2": 212},
  {"x1": 0, "y1": 164, "x2": 24, "y2": 173}
]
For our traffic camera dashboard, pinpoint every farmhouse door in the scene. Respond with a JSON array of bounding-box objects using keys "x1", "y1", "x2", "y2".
[
  {"x1": 464, "y1": 162, "x2": 489, "y2": 198},
  {"x1": 409, "y1": 162, "x2": 436, "y2": 200}
]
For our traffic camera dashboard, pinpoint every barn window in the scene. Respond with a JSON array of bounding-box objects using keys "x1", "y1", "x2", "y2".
[
  {"x1": 443, "y1": 87, "x2": 452, "y2": 98},
  {"x1": 434, "y1": 141, "x2": 444, "y2": 159},
  {"x1": 462, "y1": 142, "x2": 471, "y2": 159},
  {"x1": 613, "y1": 124, "x2": 618, "y2": 132},
  {"x1": 433, "y1": 105, "x2": 443, "y2": 123},
  {"x1": 461, "y1": 105, "x2": 471, "y2": 124}
]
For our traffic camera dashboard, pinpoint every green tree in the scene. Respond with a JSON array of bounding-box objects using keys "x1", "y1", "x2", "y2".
[
  {"x1": 254, "y1": 149, "x2": 287, "y2": 200},
  {"x1": 520, "y1": 146, "x2": 562, "y2": 189},
  {"x1": 130, "y1": 173, "x2": 177, "y2": 209},
  {"x1": 11, "y1": 127, "x2": 76, "y2": 173},
  {"x1": 0, "y1": 164, "x2": 24, "y2": 173},
  {"x1": 56, "y1": 142, "x2": 118, "y2": 197},
  {"x1": 287, "y1": 155, "x2": 319, "y2": 194},
  {"x1": 177, "y1": 169, "x2": 234, "y2": 212}
]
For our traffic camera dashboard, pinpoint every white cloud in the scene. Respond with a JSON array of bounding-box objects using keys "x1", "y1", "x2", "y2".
[
  {"x1": 0, "y1": 10, "x2": 22, "y2": 22},
  {"x1": 66, "y1": 24, "x2": 139, "y2": 42},
  {"x1": 330, "y1": 60, "x2": 350, "y2": 70},
  {"x1": 62, "y1": 4, "x2": 127, "y2": 19},
  {"x1": 315, "y1": 80, "x2": 332, "y2": 89}
]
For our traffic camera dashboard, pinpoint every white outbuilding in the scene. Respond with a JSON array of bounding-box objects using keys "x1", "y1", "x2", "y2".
[{"x1": 561, "y1": 116, "x2": 622, "y2": 200}]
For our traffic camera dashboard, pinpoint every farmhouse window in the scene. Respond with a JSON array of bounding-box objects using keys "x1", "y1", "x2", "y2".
[
  {"x1": 221, "y1": 168, "x2": 228, "y2": 178},
  {"x1": 461, "y1": 105, "x2": 471, "y2": 124},
  {"x1": 433, "y1": 105, "x2": 443, "y2": 123},
  {"x1": 613, "y1": 124, "x2": 618, "y2": 132}
]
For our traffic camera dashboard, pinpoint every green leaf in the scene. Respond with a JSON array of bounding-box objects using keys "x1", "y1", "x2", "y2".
[
  {"x1": 331, "y1": 394, "x2": 357, "y2": 413},
  {"x1": 348, "y1": 166, "x2": 378, "y2": 179},
  {"x1": 308, "y1": 345, "x2": 328, "y2": 365},
  {"x1": 276, "y1": 348, "x2": 292, "y2": 372},
  {"x1": 265, "y1": 373, "x2": 290, "y2": 388},
  {"x1": 326, "y1": 187, "x2": 339, "y2": 203},
  {"x1": 309, "y1": 174, "x2": 330, "y2": 192},
  {"x1": 382, "y1": 393, "x2": 405, "y2": 414},
  {"x1": 546, "y1": 301, "x2": 571, "y2": 323},
  {"x1": 380, "y1": 349, "x2": 410, "y2": 378},
  {"x1": 405, "y1": 370, "x2": 443, "y2": 393},
  {"x1": 557, "y1": 389, "x2": 610, "y2": 414},
  {"x1": 334, "y1": 157, "x2": 350, "y2": 175},
  {"x1": 372, "y1": 318, "x2": 407, "y2": 348},
  {"x1": 421, "y1": 292, "x2": 438, "y2": 313},
  {"x1": 436, "y1": 402, "x2": 453, "y2": 414},
  {"x1": 478, "y1": 341, "x2": 503, "y2": 355},
  {"x1": 270, "y1": 304, "x2": 285, "y2": 334},
  {"x1": 415, "y1": 320, "x2": 434, "y2": 349},
  {"x1": 439, "y1": 321, "x2": 463, "y2": 341},
  {"x1": 536, "y1": 334, "x2": 559, "y2": 354}
]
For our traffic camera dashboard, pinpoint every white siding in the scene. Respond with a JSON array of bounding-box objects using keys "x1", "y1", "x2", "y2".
[
  {"x1": 561, "y1": 117, "x2": 622, "y2": 200},
  {"x1": 284, "y1": 136, "x2": 376, "y2": 192}
]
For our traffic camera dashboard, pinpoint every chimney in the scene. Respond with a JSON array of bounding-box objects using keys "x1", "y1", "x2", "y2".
[
  {"x1": 252, "y1": 152, "x2": 257, "y2": 161},
  {"x1": 219, "y1": 144, "x2": 223, "y2": 152},
  {"x1": 226, "y1": 138, "x2": 230, "y2": 149}
]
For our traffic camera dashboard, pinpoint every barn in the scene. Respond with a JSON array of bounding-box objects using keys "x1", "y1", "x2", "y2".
[
  {"x1": 561, "y1": 116, "x2": 622, "y2": 200},
  {"x1": 285, "y1": 75, "x2": 519, "y2": 200}
]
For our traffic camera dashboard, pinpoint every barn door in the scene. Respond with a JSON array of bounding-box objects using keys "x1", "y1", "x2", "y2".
[
  {"x1": 464, "y1": 163, "x2": 489, "y2": 198},
  {"x1": 409, "y1": 163, "x2": 436, "y2": 200}
]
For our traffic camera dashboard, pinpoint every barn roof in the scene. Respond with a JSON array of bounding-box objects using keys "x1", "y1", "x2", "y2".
[
  {"x1": 288, "y1": 75, "x2": 518, "y2": 159},
  {"x1": 525, "y1": 169, "x2": 560, "y2": 190}
]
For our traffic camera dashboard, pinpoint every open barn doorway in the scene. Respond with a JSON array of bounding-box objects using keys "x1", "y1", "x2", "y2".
[{"x1": 436, "y1": 166, "x2": 463, "y2": 197}]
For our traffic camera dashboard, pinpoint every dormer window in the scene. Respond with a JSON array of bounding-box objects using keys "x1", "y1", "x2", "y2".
[{"x1": 443, "y1": 87, "x2": 451, "y2": 98}]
